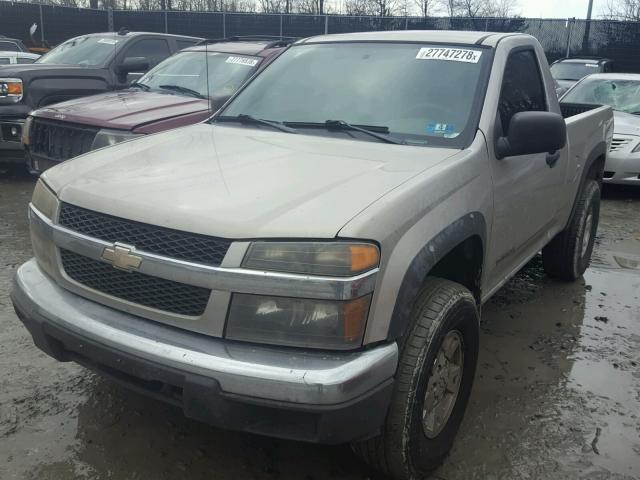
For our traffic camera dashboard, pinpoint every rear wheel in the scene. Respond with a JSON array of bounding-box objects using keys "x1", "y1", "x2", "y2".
[
  {"x1": 542, "y1": 179, "x2": 600, "y2": 281},
  {"x1": 352, "y1": 277, "x2": 479, "y2": 480}
]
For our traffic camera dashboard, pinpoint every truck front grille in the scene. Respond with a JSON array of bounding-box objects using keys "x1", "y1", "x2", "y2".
[
  {"x1": 60, "y1": 249, "x2": 211, "y2": 316},
  {"x1": 59, "y1": 203, "x2": 231, "y2": 266},
  {"x1": 30, "y1": 118, "x2": 99, "y2": 162}
]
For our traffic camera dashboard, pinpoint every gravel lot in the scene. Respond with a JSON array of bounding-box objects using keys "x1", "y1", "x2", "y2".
[{"x1": 1, "y1": 167, "x2": 639, "y2": 480}]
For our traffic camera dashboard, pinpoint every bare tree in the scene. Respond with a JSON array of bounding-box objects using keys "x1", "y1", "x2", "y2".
[
  {"x1": 603, "y1": 0, "x2": 640, "y2": 20},
  {"x1": 413, "y1": 0, "x2": 437, "y2": 16}
]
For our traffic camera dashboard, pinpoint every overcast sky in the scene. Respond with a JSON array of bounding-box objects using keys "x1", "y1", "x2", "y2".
[{"x1": 518, "y1": 0, "x2": 607, "y2": 19}]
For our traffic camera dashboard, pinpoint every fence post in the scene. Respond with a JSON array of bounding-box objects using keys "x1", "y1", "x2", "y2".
[
  {"x1": 324, "y1": 15, "x2": 328, "y2": 34},
  {"x1": 107, "y1": 8, "x2": 114, "y2": 32},
  {"x1": 164, "y1": 11, "x2": 168, "y2": 33},
  {"x1": 222, "y1": 12, "x2": 226, "y2": 38},
  {"x1": 405, "y1": 17, "x2": 408, "y2": 30},
  {"x1": 279, "y1": 14, "x2": 283, "y2": 39},
  {"x1": 565, "y1": 17, "x2": 574, "y2": 58},
  {"x1": 38, "y1": 3, "x2": 45, "y2": 44}
]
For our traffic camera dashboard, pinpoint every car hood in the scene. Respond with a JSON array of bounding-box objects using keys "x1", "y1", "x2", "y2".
[
  {"x1": 34, "y1": 90, "x2": 210, "y2": 130},
  {"x1": 613, "y1": 110, "x2": 640, "y2": 137},
  {"x1": 556, "y1": 79, "x2": 577, "y2": 90},
  {"x1": 43, "y1": 124, "x2": 461, "y2": 239}
]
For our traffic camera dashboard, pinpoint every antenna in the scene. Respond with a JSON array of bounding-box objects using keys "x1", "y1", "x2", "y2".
[{"x1": 205, "y1": 43, "x2": 211, "y2": 116}]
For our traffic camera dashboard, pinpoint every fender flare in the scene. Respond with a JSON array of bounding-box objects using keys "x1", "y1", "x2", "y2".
[
  {"x1": 565, "y1": 141, "x2": 607, "y2": 229},
  {"x1": 386, "y1": 212, "x2": 487, "y2": 341}
]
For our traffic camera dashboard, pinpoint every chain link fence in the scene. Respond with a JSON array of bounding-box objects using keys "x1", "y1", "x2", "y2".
[{"x1": 2, "y1": 1, "x2": 640, "y2": 71}]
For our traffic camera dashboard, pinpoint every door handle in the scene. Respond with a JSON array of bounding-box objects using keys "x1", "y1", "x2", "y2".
[{"x1": 546, "y1": 151, "x2": 560, "y2": 168}]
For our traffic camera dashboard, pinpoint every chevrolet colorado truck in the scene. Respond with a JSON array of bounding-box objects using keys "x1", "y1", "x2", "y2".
[
  {"x1": 12, "y1": 31, "x2": 612, "y2": 479},
  {"x1": 22, "y1": 37, "x2": 292, "y2": 173},
  {"x1": 0, "y1": 31, "x2": 201, "y2": 164}
]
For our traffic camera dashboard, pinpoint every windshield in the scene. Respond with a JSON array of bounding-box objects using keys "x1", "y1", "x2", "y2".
[
  {"x1": 562, "y1": 77, "x2": 640, "y2": 114},
  {"x1": 551, "y1": 62, "x2": 600, "y2": 81},
  {"x1": 219, "y1": 42, "x2": 491, "y2": 147},
  {"x1": 138, "y1": 51, "x2": 261, "y2": 98},
  {"x1": 36, "y1": 35, "x2": 120, "y2": 66}
]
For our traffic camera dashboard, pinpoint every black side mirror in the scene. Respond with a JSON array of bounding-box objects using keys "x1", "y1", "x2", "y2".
[
  {"x1": 118, "y1": 56, "x2": 150, "y2": 74},
  {"x1": 496, "y1": 111, "x2": 567, "y2": 160}
]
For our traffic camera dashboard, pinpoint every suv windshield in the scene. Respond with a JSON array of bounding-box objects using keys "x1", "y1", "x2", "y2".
[
  {"x1": 36, "y1": 35, "x2": 121, "y2": 66},
  {"x1": 137, "y1": 51, "x2": 261, "y2": 98},
  {"x1": 562, "y1": 77, "x2": 640, "y2": 114},
  {"x1": 551, "y1": 62, "x2": 600, "y2": 81},
  {"x1": 218, "y1": 42, "x2": 491, "y2": 147}
]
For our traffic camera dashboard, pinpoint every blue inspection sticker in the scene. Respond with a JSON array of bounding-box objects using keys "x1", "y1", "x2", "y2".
[{"x1": 426, "y1": 123, "x2": 455, "y2": 135}]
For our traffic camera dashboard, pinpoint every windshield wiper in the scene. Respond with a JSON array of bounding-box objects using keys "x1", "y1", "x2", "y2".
[
  {"x1": 131, "y1": 82, "x2": 150, "y2": 91},
  {"x1": 322, "y1": 120, "x2": 405, "y2": 145},
  {"x1": 159, "y1": 84, "x2": 206, "y2": 98},
  {"x1": 216, "y1": 114, "x2": 298, "y2": 134}
]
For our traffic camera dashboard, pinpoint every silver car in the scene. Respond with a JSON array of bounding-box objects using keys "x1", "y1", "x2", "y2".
[
  {"x1": 0, "y1": 50, "x2": 40, "y2": 65},
  {"x1": 561, "y1": 73, "x2": 640, "y2": 186}
]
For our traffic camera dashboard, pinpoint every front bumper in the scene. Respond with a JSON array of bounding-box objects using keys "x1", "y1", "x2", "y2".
[{"x1": 11, "y1": 259, "x2": 397, "y2": 444}]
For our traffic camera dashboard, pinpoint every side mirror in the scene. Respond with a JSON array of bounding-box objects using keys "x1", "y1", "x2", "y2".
[
  {"x1": 118, "y1": 56, "x2": 150, "y2": 74},
  {"x1": 496, "y1": 111, "x2": 566, "y2": 160}
]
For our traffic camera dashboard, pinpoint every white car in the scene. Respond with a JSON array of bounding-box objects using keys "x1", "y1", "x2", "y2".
[
  {"x1": 0, "y1": 50, "x2": 40, "y2": 65},
  {"x1": 561, "y1": 73, "x2": 640, "y2": 186}
]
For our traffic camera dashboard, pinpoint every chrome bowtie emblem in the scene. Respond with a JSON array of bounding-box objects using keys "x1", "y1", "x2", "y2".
[{"x1": 101, "y1": 244, "x2": 142, "y2": 271}]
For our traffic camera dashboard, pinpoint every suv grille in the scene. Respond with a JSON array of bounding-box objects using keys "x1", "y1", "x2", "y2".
[
  {"x1": 30, "y1": 118, "x2": 99, "y2": 162},
  {"x1": 59, "y1": 203, "x2": 231, "y2": 266},
  {"x1": 61, "y1": 249, "x2": 210, "y2": 316}
]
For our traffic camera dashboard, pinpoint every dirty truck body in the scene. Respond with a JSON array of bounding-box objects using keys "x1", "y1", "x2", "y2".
[{"x1": 12, "y1": 31, "x2": 612, "y2": 479}]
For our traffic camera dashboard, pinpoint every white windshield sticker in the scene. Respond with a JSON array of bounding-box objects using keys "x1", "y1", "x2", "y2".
[
  {"x1": 97, "y1": 38, "x2": 119, "y2": 45},
  {"x1": 416, "y1": 47, "x2": 482, "y2": 64},
  {"x1": 585, "y1": 64, "x2": 599, "y2": 68},
  {"x1": 225, "y1": 56, "x2": 259, "y2": 67}
]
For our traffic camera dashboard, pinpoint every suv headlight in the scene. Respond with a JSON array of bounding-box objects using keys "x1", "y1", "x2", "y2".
[
  {"x1": 91, "y1": 128, "x2": 143, "y2": 151},
  {"x1": 30, "y1": 179, "x2": 59, "y2": 277},
  {"x1": 22, "y1": 115, "x2": 33, "y2": 146},
  {"x1": 226, "y1": 242, "x2": 380, "y2": 350},
  {"x1": 0, "y1": 78, "x2": 24, "y2": 104},
  {"x1": 32, "y1": 178, "x2": 58, "y2": 220}
]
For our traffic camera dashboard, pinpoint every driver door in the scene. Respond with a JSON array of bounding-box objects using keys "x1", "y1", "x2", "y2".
[{"x1": 488, "y1": 48, "x2": 568, "y2": 282}]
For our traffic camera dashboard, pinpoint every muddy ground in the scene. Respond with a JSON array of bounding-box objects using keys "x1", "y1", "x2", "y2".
[{"x1": 0, "y1": 167, "x2": 639, "y2": 480}]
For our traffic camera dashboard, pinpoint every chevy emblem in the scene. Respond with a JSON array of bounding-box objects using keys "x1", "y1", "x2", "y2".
[{"x1": 101, "y1": 244, "x2": 142, "y2": 271}]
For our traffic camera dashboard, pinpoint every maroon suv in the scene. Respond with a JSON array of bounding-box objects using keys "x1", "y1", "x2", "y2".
[{"x1": 23, "y1": 36, "x2": 293, "y2": 173}]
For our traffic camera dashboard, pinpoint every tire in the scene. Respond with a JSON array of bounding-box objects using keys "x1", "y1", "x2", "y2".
[
  {"x1": 542, "y1": 179, "x2": 600, "y2": 281},
  {"x1": 352, "y1": 278, "x2": 480, "y2": 480}
]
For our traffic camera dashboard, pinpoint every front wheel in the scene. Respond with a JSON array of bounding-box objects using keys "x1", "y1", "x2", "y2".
[
  {"x1": 542, "y1": 179, "x2": 600, "y2": 281},
  {"x1": 352, "y1": 278, "x2": 479, "y2": 480}
]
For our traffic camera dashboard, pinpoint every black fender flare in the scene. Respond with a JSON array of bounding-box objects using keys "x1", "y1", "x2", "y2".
[
  {"x1": 386, "y1": 212, "x2": 487, "y2": 341},
  {"x1": 565, "y1": 141, "x2": 607, "y2": 229}
]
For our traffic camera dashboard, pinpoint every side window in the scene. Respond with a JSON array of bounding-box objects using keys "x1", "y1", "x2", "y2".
[
  {"x1": 498, "y1": 49, "x2": 547, "y2": 133},
  {"x1": 122, "y1": 38, "x2": 171, "y2": 69},
  {"x1": 177, "y1": 39, "x2": 198, "y2": 51},
  {"x1": 0, "y1": 41, "x2": 20, "y2": 52},
  {"x1": 17, "y1": 57, "x2": 36, "y2": 64},
  {"x1": 0, "y1": 58, "x2": 10, "y2": 65}
]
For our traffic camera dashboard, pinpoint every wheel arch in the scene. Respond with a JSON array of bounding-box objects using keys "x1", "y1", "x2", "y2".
[
  {"x1": 566, "y1": 141, "x2": 607, "y2": 228},
  {"x1": 386, "y1": 212, "x2": 486, "y2": 341}
]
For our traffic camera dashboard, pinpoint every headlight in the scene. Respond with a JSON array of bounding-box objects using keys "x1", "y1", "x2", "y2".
[
  {"x1": 31, "y1": 179, "x2": 58, "y2": 220},
  {"x1": 0, "y1": 78, "x2": 24, "y2": 103},
  {"x1": 22, "y1": 115, "x2": 33, "y2": 146},
  {"x1": 226, "y1": 294, "x2": 371, "y2": 350},
  {"x1": 91, "y1": 129, "x2": 143, "y2": 151},
  {"x1": 242, "y1": 241, "x2": 380, "y2": 276}
]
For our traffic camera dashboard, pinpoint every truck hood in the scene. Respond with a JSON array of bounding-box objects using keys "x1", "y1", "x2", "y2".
[
  {"x1": 43, "y1": 124, "x2": 461, "y2": 239},
  {"x1": 613, "y1": 110, "x2": 640, "y2": 136},
  {"x1": 35, "y1": 90, "x2": 210, "y2": 131}
]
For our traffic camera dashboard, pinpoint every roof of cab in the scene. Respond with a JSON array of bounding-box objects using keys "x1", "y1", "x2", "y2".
[{"x1": 297, "y1": 30, "x2": 525, "y2": 47}]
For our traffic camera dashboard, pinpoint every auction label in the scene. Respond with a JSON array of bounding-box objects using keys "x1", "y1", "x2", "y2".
[
  {"x1": 416, "y1": 47, "x2": 482, "y2": 63},
  {"x1": 226, "y1": 56, "x2": 259, "y2": 67}
]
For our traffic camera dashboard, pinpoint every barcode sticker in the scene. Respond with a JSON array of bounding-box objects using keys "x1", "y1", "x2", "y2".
[
  {"x1": 225, "y1": 56, "x2": 259, "y2": 67},
  {"x1": 416, "y1": 47, "x2": 482, "y2": 64}
]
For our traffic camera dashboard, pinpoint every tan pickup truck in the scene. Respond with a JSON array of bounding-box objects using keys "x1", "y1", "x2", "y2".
[{"x1": 12, "y1": 31, "x2": 612, "y2": 479}]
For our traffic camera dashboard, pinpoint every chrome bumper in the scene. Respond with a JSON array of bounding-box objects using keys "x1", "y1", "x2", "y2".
[{"x1": 12, "y1": 259, "x2": 398, "y2": 406}]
